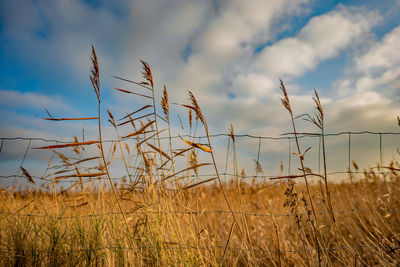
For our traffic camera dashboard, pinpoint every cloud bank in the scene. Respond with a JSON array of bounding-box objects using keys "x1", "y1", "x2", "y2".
[{"x1": 0, "y1": 0, "x2": 399, "y2": 183}]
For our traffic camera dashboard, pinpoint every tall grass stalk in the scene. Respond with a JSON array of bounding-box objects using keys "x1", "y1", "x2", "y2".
[
  {"x1": 90, "y1": 45, "x2": 132, "y2": 239},
  {"x1": 280, "y1": 80, "x2": 325, "y2": 266}
]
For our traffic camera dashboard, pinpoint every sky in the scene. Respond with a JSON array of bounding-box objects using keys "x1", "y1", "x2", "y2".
[{"x1": 0, "y1": 0, "x2": 400, "y2": 187}]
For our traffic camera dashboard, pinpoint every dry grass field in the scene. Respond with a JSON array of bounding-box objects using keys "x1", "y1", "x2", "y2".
[
  {"x1": 1, "y1": 173, "x2": 399, "y2": 266},
  {"x1": 0, "y1": 47, "x2": 399, "y2": 266}
]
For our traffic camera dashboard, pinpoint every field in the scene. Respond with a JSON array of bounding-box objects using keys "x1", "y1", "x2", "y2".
[
  {"x1": 1, "y1": 173, "x2": 399, "y2": 266},
  {"x1": 0, "y1": 47, "x2": 399, "y2": 266}
]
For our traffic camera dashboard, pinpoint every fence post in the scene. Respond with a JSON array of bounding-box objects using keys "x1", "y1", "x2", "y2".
[
  {"x1": 255, "y1": 137, "x2": 262, "y2": 254},
  {"x1": 0, "y1": 138, "x2": 4, "y2": 154},
  {"x1": 288, "y1": 137, "x2": 291, "y2": 175},
  {"x1": 379, "y1": 133, "x2": 391, "y2": 212},
  {"x1": 348, "y1": 132, "x2": 362, "y2": 248},
  {"x1": 220, "y1": 135, "x2": 231, "y2": 251}
]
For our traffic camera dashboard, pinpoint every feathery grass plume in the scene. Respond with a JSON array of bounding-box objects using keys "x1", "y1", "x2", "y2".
[
  {"x1": 124, "y1": 142, "x2": 130, "y2": 154},
  {"x1": 107, "y1": 108, "x2": 131, "y2": 180},
  {"x1": 73, "y1": 135, "x2": 81, "y2": 154},
  {"x1": 254, "y1": 159, "x2": 264, "y2": 174},
  {"x1": 352, "y1": 160, "x2": 359, "y2": 171},
  {"x1": 189, "y1": 150, "x2": 198, "y2": 176},
  {"x1": 188, "y1": 91, "x2": 205, "y2": 125},
  {"x1": 299, "y1": 89, "x2": 324, "y2": 130},
  {"x1": 161, "y1": 85, "x2": 169, "y2": 121},
  {"x1": 90, "y1": 45, "x2": 100, "y2": 102},
  {"x1": 20, "y1": 167, "x2": 35, "y2": 185},
  {"x1": 54, "y1": 151, "x2": 71, "y2": 166},
  {"x1": 107, "y1": 109, "x2": 116, "y2": 127},
  {"x1": 241, "y1": 168, "x2": 246, "y2": 178},
  {"x1": 140, "y1": 60, "x2": 154, "y2": 88},
  {"x1": 178, "y1": 115, "x2": 184, "y2": 129},
  {"x1": 229, "y1": 123, "x2": 235, "y2": 143},
  {"x1": 313, "y1": 89, "x2": 323, "y2": 118},
  {"x1": 280, "y1": 79, "x2": 291, "y2": 113},
  {"x1": 189, "y1": 109, "x2": 192, "y2": 130},
  {"x1": 110, "y1": 141, "x2": 117, "y2": 156}
]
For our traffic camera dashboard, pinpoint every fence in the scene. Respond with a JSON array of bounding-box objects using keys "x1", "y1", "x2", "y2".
[
  {"x1": 1, "y1": 130, "x2": 399, "y2": 183},
  {"x1": 0, "y1": 131, "x2": 399, "y2": 262}
]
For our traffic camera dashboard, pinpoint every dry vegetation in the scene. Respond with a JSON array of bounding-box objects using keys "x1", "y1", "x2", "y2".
[{"x1": 0, "y1": 46, "x2": 399, "y2": 266}]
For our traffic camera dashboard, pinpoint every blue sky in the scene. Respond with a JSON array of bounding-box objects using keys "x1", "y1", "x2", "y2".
[{"x1": 1, "y1": 0, "x2": 400, "y2": 184}]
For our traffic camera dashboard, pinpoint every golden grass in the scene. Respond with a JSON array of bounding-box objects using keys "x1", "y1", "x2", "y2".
[{"x1": 0, "y1": 176, "x2": 399, "y2": 266}]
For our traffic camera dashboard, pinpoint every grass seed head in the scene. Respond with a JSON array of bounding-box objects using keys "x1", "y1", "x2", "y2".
[
  {"x1": 189, "y1": 109, "x2": 192, "y2": 129},
  {"x1": 352, "y1": 160, "x2": 359, "y2": 171},
  {"x1": 20, "y1": 167, "x2": 35, "y2": 185},
  {"x1": 90, "y1": 45, "x2": 100, "y2": 101},
  {"x1": 188, "y1": 91, "x2": 205, "y2": 125},
  {"x1": 254, "y1": 159, "x2": 264, "y2": 174},
  {"x1": 229, "y1": 123, "x2": 235, "y2": 143},
  {"x1": 107, "y1": 109, "x2": 116, "y2": 127},
  {"x1": 140, "y1": 60, "x2": 154, "y2": 88},
  {"x1": 280, "y1": 79, "x2": 291, "y2": 113},
  {"x1": 161, "y1": 85, "x2": 169, "y2": 121},
  {"x1": 313, "y1": 89, "x2": 323, "y2": 120}
]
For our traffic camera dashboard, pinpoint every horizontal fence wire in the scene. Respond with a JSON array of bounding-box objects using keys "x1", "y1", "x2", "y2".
[
  {"x1": 1, "y1": 131, "x2": 400, "y2": 143},
  {"x1": 0, "y1": 243, "x2": 384, "y2": 254},
  {"x1": 0, "y1": 208, "x2": 399, "y2": 220},
  {"x1": 0, "y1": 170, "x2": 395, "y2": 182}
]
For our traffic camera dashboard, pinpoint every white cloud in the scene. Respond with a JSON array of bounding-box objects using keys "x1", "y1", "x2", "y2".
[
  {"x1": 333, "y1": 25, "x2": 400, "y2": 98},
  {"x1": 235, "y1": 73, "x2": 275, "y2": 98},
  {"x1": 0, "y1": 89, "x2": 73, "y2": 112},
  {"x1": 255, "y1": 6, "x2": 380, "y2": 77},
  {"x1": 327, "y1": 24, "x2": 400, "y2": 132},
  {"x1": 256, "y1": 38, "x2": 316, "y2": 77},
  {"x1": 357, "y1": 25, "x2": 400, "y2": 72},
  {"x1": 170, "y1": 0, "x2": 309, "y2": 104},
  {"x1": 199, "y1": 0, "x2": 308, "y2": 58}
]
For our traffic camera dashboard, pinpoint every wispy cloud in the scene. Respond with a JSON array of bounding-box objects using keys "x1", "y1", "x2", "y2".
[{"x1": 0, "y1": 89, "x2": 73, "y2": 112}]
